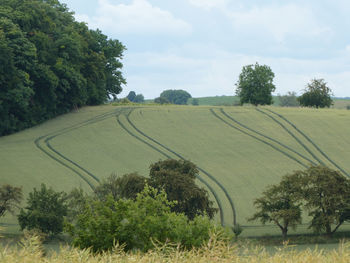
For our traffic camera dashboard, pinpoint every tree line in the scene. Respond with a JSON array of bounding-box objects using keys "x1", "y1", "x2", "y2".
[
  {"x1": 235, "y1": 62, "x2": 334, "y2": 108},
  {"x1": 0, "y1": 0, "x2": 125, "y2": 136}
]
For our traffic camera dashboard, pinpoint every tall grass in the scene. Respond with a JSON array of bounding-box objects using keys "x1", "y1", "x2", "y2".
[{"x1": 1, "y1": 233, "x2": 350, "y2": 263}]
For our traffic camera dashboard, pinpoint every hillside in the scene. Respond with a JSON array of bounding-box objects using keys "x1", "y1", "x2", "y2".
[{"x1": 1, "y1": 104, "x2": 350, "y2": 236}]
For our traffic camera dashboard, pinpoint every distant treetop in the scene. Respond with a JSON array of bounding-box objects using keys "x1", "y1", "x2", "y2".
[
  {"x1": 159, "y1": 90, "x2": 192, "y2": 105},
  {"x1": 235, "y1": 62, "x2": 276, "y2": 106}
]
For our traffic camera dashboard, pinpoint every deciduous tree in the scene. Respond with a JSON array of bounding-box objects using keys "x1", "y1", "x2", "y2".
[
  {"x1": 298, "y1": 166, "x2": 350, "y2": 236},
  {"x1": 159, "y1": 90, "x2": 192, "y2": 105},
  {"x1": 0, "y1": 184, "x2": 23, "y2": 217},
  {"x1": 235, "y1": 62, "x2": 276, "y2": 106},
  {"x1": 149, "y1": 159, "x2": 217, "y2": 220},
  {"x1": 18, "y1": 184, "x2": 67, "y2": 236},
  {"x1": 249, "y1": 174, "x2": 302, "y2": 239},
  {"x1": 298, "y1": 79, "x2": 333, "y2": 108}
]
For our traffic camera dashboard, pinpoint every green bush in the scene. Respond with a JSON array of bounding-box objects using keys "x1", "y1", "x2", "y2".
[
  {"x1": 18, "y1": 184, "x2": 67, "y2": 236},
  {"x1": 66, "y1": 185, "x2": 229, "y2": 252}
]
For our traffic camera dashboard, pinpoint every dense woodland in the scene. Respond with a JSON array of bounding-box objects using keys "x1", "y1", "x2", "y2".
[{"x1": 0, "y1": 0, "x2": 125, "y2": 136}]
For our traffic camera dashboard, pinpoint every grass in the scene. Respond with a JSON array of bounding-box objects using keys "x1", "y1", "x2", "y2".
[
  {"x1": 1, "y1": 104, "x2": 350, "y2": 238},
  {"x1": 2, "y1": 233, "x2": 350, "y2": 262}
]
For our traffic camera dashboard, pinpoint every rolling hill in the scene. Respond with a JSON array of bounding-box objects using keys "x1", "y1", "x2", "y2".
[{"x1": 1, "y1": 104, "x2": 350, "y2": 236}]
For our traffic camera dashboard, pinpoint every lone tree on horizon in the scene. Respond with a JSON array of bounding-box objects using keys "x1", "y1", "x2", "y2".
[
  {"x1": 298, "y1": 78, "x2": 333, "y2": 108},
  {"x1": 235, "y1": 62, "x2": 276, "y2": 106}
]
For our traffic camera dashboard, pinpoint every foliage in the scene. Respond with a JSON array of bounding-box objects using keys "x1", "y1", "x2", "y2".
[
  {"x1": 298, "y1": 79, "x2": 333, "y2": 108},
  {"x1": 154, "y1": 96, "x2": 170, "y2": 104},
  {"x1": 235, "y1": 62, "x2": 276, "y2": 106},
  {"x1": 65, "y1": 187, "x2": 91, "y2": 223},
  {"x1": 0, "y1": 0, "x2": 125, "y2": 136},
  {"x1": 126, "y1": 91, "x2": 136, "y2": 102},
  {"x1": 18, "y1": 184, "x2": 67, "y2": 236},
  {"x1": 126, "y1": 91, "x2": 144, "y2": 103},
  {"x1": 94, "y1": 173, "x2": 146, "y2": 201},
  {"x1": 250, "y1": 165, "x2": 350, "y2": 237},
  {"x1": 249, "y1": 174, "x2": 302, "y2": 239},
  {"x1": 277, "y1": 92, "x2": 300, "y2": 107},
  {"x1": 159, "y1": 90, "x2": 192, "y2": 105},
  {"x1": 133, "y1": 94, "x2": 145, "y2": 103},
  {"x1": 297, "y1": 165, "x2": 350, "y2": 236},
  {"x1": 191, "y1": 98, "x2": 199, "y2": 106},
  {"x1": 149, "y1": 159, "x2": 217, "y2": 220},
  {"x1": 347, "y1": 105, "x2": 350, "y2": 110},
  {"x1": 66, "y1": 185, "x2": 227, "y2": 252},
  {"x1": 0, "y1": 184, "x2": 23, "y2": 217}
]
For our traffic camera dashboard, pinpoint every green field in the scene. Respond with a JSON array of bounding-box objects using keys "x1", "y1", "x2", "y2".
[{"x1": 1, "y1": 104, "x2": 350, "y2": 236}]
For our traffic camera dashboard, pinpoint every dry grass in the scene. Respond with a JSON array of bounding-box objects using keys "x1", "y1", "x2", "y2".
[{"x1": 1, "y1": 232, "x2": 350, "y2": 263}]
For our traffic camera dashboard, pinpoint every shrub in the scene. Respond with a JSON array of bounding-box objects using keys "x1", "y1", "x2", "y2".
[
  {"x1": 18, "y1": 184, "x2": 67, "y2": 236},
  {"x1": 66, "y1": 185, "x2": 228, "y2": 252}
]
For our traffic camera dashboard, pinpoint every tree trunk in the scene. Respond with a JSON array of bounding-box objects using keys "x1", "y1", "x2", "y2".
[
  {"x1": 282, "y1": 228, "x2": 288, "y2": 240},
  {"x1": 325, "y1": 224, "x2": 332, "y2": 237}
]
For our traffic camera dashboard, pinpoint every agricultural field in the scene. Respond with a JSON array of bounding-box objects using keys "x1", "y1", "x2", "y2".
[{"x1": 1, "y1": 104, "x2": 350, "y2": 237}]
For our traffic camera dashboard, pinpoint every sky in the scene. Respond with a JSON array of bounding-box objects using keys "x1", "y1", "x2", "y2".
[{"x1": 61, "y1": 0, "x2": 350, "y2": 99}]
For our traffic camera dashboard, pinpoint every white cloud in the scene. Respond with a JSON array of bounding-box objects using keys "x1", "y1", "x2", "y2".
[
  {"x1": 346, "y1": 45, "x2": 350, "y2": 53},
  {"x1": 188, "y1": 0, "x2": 228, "y2": 10},
  {"x1": 121, "y1": 45, "x2": 350, "y2": 99},
  {"x1": 225, "y1": 4, "x2": 332, "y2": 42},
  {"x1": 75, "y1": 0, "x2": 192, "y2": 36}
]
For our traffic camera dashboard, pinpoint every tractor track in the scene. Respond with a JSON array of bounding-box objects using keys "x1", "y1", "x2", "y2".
[
  {"x1": 255, "y1": 108, "x2": 325, "y2": 166},
  {"x1": 34, "y1": 108, "x2": 130, "y2": 190},
  {"x1": 220, "y1": 108, "x2": 317, "y2": 166},
  {"x1": 210, "y1": 108, "x2": 308, "y2": 168},
  {"x1": 263, "y1": 108, "x2": 350, "y2": 177}
]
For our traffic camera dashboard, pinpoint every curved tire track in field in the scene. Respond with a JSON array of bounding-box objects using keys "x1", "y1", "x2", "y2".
[
  {"x1": 34, "y1": 108, "x2": 127, "y2": 190},
  {"x1": 220, "y1": 108, "x2": 317, "y2": 166},
  {"x1": 255, "y1": 108, "x2": 325, "y2": 166},
  {"x1": 264, "y1": 108, "x2": 350, "y2": 177},
  {"x1": 34, "y1": 136, "x2": 97, "y2": 190},
  {"x1": 210, "y1": 108, "x2": 308, "y2": 168},
  {"x1": 117, "y1": 110, "x2": 235, "y2": 227}
]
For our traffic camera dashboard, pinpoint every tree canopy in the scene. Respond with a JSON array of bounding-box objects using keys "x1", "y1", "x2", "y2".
[
  {"x1": 0, "y1": 184, "x2": 23, "y2": 217},
  {"x1": 18, "y1": 183, "x2": 67, "y2": 235},
  {"x1": 298, "y1": 79, "x2": 333, "y2": 108},
  {"x1": 250, "y1": 165, "x2": 350, "y2": 238},
  {"x1": 149, "y1": 159, "x2": 217, "y2": 220},
  {"x1": 159, "y1": 90, "x2": 192, "y2": 105},
  {"x1": 298, "y1": 166, "x2": 350, "y2": 236},
  {"x1": 249, "y1": 174, "x2": 302, "y2": 239},
  {"x1": 0, "y1": 0, "x2": 125, "y2": 136},
  {"x1": 235, "y1": 63, "x2": 276, "y2": 106}
]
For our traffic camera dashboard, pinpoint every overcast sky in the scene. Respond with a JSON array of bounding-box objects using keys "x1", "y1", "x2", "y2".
[{"x1": 61, "y1": 0, "x2": 350, "y2": 99}]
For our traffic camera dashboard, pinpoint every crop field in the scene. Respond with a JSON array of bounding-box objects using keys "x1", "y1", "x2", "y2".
[{"x1": 1, "y1": 105, "x2": 350, "y2": 236}]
